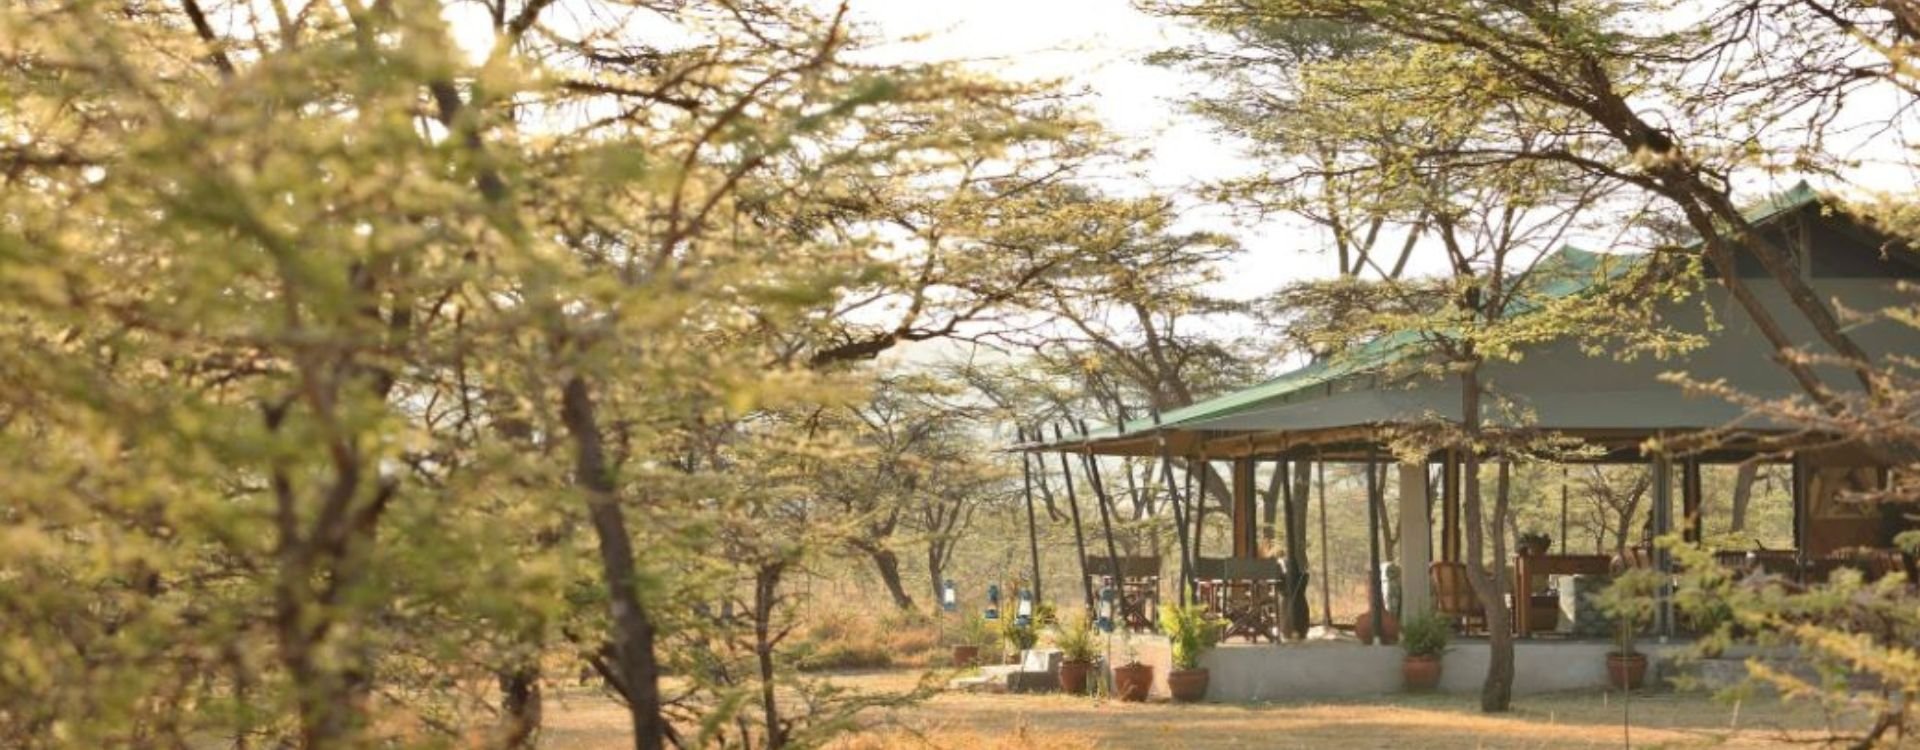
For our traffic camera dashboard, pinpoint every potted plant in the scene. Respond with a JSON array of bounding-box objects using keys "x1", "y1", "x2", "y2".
[
  {"x1": 1110, "y1": 637, "x2": 1153, "y2": 702},
  {"x1": 950, "y1": 612, "x2": 988, "y2": 667},
  {"x1": 1052, "y1": 611, "x2": 1098, "y2": 695},
  {"x1": 1160, "y1": 602, "x2": 1221, "y2": 703},
  {"x1": 1354, "y1": 609, "x2": 1399, "y2": 645},
  {"x1": 1399, "y1": 612, "x2": 1449, "y2": 691},
  {"x1": 1596, "y1": 569, "x2": 1658, "y2": 690},
  {"x1": 999, "y1": 618, "x2": 1039, "y2": 664},
  {"x1": 1517, "y1": 530, "x2": 1552, "y2": 558}
]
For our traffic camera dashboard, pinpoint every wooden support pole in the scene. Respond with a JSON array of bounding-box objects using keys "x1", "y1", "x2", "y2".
[
  {"x1": 1017, "y1": 425, "x2": 1044, "y2": 607},
  {"x1": 1190, "y1": 457, "x2": 1207, "y2": 559},
  {"x1": 1792, "y1": 454, "x2": 1809, "y2": 559},
  {"x1": 1279, "y1": 458, "x2": 1309, "y2": 637},
  {"x1": 1397, "y1": 460, "x2": 1433, "y2": 618},
  {"x1": 1077, "y1": 421, "x2": 1126, "y2": 616},
  {"x1": 1232, "y1": 457, "x2": 1257, "y2": 558},
  {"x1": 1559, "y1": 464, "x2": 1570, "y2": 554},
  {"x1": 1442, "y1": 450, "x2": 1462, "y2": 563},
  {"x1": 1052, "y1": 424, "x2": 1095, "y2": 612},
  {"x1": 1317, "y1": 457, "x2": 1332, "y2": 628},
  {"x1": 1366, "y1": 450, "x2": 1386, "y2": 642},
  {"x1": 1651, "y1": 454, "x2": 1674, "y2": 638},
  {"x1": 1153, "y1": 414, "x2": 1195, "y2": 605},
  {"x1": 1682, "y1": 458, "x2": 1703, "y2": 546}
]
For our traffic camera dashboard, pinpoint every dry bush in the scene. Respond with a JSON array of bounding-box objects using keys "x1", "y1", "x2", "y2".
[{"x1": 796, "y1": 607, "x2": 941, "y2": 671}]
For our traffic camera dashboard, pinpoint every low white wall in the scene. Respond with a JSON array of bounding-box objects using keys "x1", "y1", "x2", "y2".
[{"x1": 1133, "y1": 640, "x2": 1670, "y2": 702}]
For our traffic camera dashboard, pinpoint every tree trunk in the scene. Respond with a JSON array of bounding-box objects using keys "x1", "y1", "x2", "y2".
[
  {"x1": 497, "y1": 663, "x2": 543, "y2": 749},
  {"x1": 561, "y1": 375, "x2": 665, "y2": 750},
  {"x1": 1262, "y1": 464, "x2": 1281, "y2": 545},
  {"x1": 926, "y1": 539, "x2": 947, "y2": 604},
  {"x1": 1374, "y1": 462, "x2": 1398, "y2": 563},
  {"x1": 754, "y1": 563, "x2": 788, "y2": 749},
  {"x1": 1458, "y1": 365, "x2": 1515, "y2": 712},
  {"x1": 866, "y1": 546, "x2": 916, "y2": 610},
  {"x1": 1730, "y1": 463, "x2": 1757, "y2": 533}
]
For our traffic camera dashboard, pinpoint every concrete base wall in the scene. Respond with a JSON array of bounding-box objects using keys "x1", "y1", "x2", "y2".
[{"x1": 1122, "y1": 640, "x2": 1685, "y2": 702}]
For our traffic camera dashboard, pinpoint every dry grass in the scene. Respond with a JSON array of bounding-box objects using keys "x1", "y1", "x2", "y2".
[
  {"x1": 793, "y1": 608, "x2": 942, "y2": 671},
  {"x1": 541, "y1": 669, "x2": 1868, "y2": 749}
]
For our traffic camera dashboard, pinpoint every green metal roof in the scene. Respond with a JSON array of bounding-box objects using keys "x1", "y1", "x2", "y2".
[{"x1": 1036, "y1": 182, "x2": 1824, "y2": 449}]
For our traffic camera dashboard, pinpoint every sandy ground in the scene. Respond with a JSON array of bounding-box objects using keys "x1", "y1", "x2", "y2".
[{"x1": 539, "y1": 670, "x2": 1871, "y2": 749}]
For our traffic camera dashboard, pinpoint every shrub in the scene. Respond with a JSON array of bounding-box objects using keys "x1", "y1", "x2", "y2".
[
  {"x1": 1399, "y1": 612, "x2": 1449, "y2": 658},
  {"x1": 1052, "y1": 611, "x2": 1098, "y2": 663},
  {"x1": 794, "y1": 607, "x2": 940, "y2": 671},
  {"x1": 999, "y1": 618, "x2": 1039, "y2": 653},
  {"x1": 1158, "y1": 602, "x2": 1220, "y2": 671},
  {"x1": 954, "y1": 611, "x2": 992, "y2": 647}
]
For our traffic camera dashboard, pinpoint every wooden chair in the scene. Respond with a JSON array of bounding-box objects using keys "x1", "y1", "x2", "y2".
[
  {"x1": 1430, "y1": 561, "x2": 1484, "y2": 634},
  {"x1": 1086, "y1": 556, "x2": 1162, "y2": 632},
  {"x1": 1192, "y1": 557, "x2": 1228, "y2": 621},
  {"x1": 1610, "y1": 546, "x2": 1654, "y2": 574},
  {"x1": 1219, "y1": 558, "x2": 1283, "y2": 643}
]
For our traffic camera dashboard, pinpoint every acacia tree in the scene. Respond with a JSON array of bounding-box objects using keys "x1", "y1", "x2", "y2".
[
  {"x1": 1575, "y1": 466, "x2": 1653, "y2": 557},
  {"x1": 1147, "y1": 0, "x2": 1917, "y2": 419},
  {"x1": 0, "y1": 1, "x2": 1137, "y2": 747},
  {"x1": 1237, "y1": 34, "x2": 1715, "y2": 710}
]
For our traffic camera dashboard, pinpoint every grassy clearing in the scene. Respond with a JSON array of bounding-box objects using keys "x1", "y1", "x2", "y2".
[{"x1": 540, "y1": 670, "x2": 1867, "y2": 749}]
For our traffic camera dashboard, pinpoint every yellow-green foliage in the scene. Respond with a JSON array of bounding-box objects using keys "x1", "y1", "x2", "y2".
[
  {"x1": 0, "y1": 0, "x2": 1112, "y2": 745},
  {"x1": 1159, "y1": 602, "x2": 1221, "y2": 671},
  {"x1": 1051, "y1": 611, "x2": 1099, "y2": 663}
]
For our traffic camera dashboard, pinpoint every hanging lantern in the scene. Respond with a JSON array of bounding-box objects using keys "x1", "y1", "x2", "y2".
[
  {"x1": 1096, "y1": 584, "x2": 1116, "y2": 633},
  {"x1": 940, "y1": 579, "x2": 957, "y2": 612},
  {"x1": 1015, "y1": 589, "x2": 1034, "y2": 627}
]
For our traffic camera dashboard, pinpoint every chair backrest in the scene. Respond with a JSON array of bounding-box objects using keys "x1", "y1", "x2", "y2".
[
  {"x1": 1429, "y1": 561, "x2": 1480, "y2": 616},
  {"x1": 1084, "y1": 556, "x2": 1163, "y2": 580},
  {"x1": 1223, "y1": 558, "x2": 1283, "y2": 581},
  {"x1": 1192, "y1": 556, "x2": 1227, "y2": 581},
  {"x1": 1611, "y1": 546, "x2": 1654, "y2": 574}
]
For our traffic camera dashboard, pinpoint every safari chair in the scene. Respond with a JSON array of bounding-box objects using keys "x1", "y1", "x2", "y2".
[
  {"x1": 1429, "y1": 561, "x2": 1485, "y2": 634},
  {"x1": 1191, "y1": 557, "x2": 1228, "y2": 620},
  {"x1": 1086, "y1": 555, "x2": 1163, "y2": 632},
  {"x1": 1219, "y1": 558, "x2": 1283, "y2": 643}
]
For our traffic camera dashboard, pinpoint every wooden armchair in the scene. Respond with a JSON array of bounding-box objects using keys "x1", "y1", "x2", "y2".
[{"x1": 1430, "y1": 561, "x2": 1485, "y2": 634}]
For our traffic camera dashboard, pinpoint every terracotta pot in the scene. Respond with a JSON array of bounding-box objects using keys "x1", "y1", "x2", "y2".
[
  {"x1": 1058, "y1": 659, "x2": 1092, "y2": 695},
  {"x1": 1167, "y1": 668, "x2": 1210, "y2": 703},
  {"x1": 1607, "y1": 652, "x2": 1647, "y2": 690},
  {"x1": 1402, "y1": 655, "x2": 1442, "y2": 691},
  {"x1": 1354, "y1": 611, "x2": 1400, "y2": 645},
  {"x1": 949, "y1": 645, "x2": 978, "y2": 668},
  {"x1": 1112, "y1": 662, "x2": 1153, "y2": 702}
]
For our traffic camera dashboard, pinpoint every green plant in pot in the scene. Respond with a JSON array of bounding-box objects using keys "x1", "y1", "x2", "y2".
[
  {"x1": 1052, "y1": 611, "x2": 1099, "y2": 695},
  {"x1": 1596, "y1": 568, "x2": 1660, "y2": 691},
  {"x1": 1160, "y1": 602, "x2": 1221, "y2": 703},
  {"x1": 1110, "y1": 635, "x2": 1153, "y2": 702},
  {"x1": 999, "y1": 618, "x2": 1039, "y2": 664},
  {"x1": 1399, "y1": 612, "x2": 1449, "y2": 691},
  {"x1": 950, "y1": 612, "x2": 989, "y2": 667}
]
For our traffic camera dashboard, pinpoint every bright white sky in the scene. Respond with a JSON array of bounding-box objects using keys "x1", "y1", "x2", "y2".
[
  {"x1": 841, "y1": 0, "x2": 1919, "y2": 301},
  {"x1": 843, "y1": 0, "x2": 1323, "y2": 300}
]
